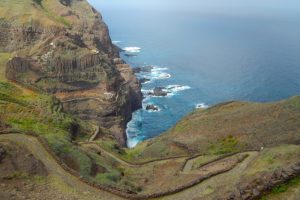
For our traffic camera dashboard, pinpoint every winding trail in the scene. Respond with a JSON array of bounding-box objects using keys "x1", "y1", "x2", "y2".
[
  {"x1": 88, "y1": 126, "x2": 100, "y2": 142},
  {"x1": 79, "y1": 142, "x2": 189, "y2": 168},
  {"x1": 0, "y1": 133, "x2": 125, "y2": 200},
  {"x1": 0, "y1": 133, "x2": 260, "y2": 200}
]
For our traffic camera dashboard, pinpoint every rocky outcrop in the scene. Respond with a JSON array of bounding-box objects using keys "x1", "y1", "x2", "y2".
[
  {"x1": 139, "y1": 78, "x2": 150, "y2": 84},
  {"x1": 222, "y1": 162, "x2": 300, "y2": 200},
  {"x1": 146, "y1": 105, "x2": 159, "y2": 111},
  {"x1": 148, "y1": 87, "x2": 168, "y2": 97},
  {"x1": 133, "y1": 66, "x2": 154, "y2": 74},
  {"x1": 1, "y1": 0, "x2": 142, "y2": 146}
]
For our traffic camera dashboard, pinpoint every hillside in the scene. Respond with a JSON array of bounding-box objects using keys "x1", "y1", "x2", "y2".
[
  {"x1": 127, "y1": 97, "x2": 300, "y2": 161},
  {"x1": 0, "y1": 1, "x2": 300, "y2": 200},
  {"x1": 0, "y1": 0, "x2": 142, "y2": 146}
]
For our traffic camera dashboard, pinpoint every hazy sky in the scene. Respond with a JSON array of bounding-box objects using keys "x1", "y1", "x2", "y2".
[{"x1": 89, "y1": 0, "x2": 300, "y2": 16}]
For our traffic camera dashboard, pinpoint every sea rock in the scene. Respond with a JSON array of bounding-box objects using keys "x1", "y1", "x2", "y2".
[
  {"x1": 146, "y1": 104, "x2": 159, "y2": 111},
  {"x1": 148, "y1": 87, "x2": 168, "y2": 97},
  {"x1": 139, "y1": 78, "x2": 150, "y2": 84},
  {"x1": 124, "y1": 53, "x2": 137, "y2": 57},
  {"x1": 133, "y1": 66, "x2": 154, "y2": 74}
]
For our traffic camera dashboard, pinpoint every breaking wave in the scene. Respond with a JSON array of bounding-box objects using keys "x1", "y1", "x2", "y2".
[
  {"x1": 123, "y1": 47, "x2": 141, "y2": 53},
  {"x1": 196, "y1": 103, "x2": 209, "y2": 109}
]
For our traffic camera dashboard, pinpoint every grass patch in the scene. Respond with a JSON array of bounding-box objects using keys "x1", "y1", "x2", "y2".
[
  {"x1": 41, "y1": 3, "x2": 71, "y2": 28},
  {"x1": 0, "y1": 53, "x2": 10, "y2": 80},
  {"x1": 288, "y1": 96, "x2": 300, "y2": 109},
  {"x1": 2, "y1": 171, "x2": 30, "y2": 180},
  {"x1": 32, "y1": 175, "x2": 47, "y2": 184},
  {"x1": 209, "y1": 135, "x2": 239, "y2": 155},
  {"x1": 94, "y1": 170, "x2": 121, "y2": 186}
]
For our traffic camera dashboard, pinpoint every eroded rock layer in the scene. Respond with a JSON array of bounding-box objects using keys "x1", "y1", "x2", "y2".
[{"x1": 1, "y1": 0, "x2": 142, "y2": 146}]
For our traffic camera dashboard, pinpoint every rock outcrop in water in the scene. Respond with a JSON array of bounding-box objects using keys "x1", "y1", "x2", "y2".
[
  {"x1": 1, "y1": 1, "x2": 300, "y2": 200},
  {"x1": 148, "y1": 87, "x2": 168, "y2": 97},
  {"x1": 1, "y1": 0, "x2": 142, "y2": 146}
]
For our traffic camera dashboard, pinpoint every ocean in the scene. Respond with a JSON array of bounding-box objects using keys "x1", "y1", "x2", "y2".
[{"x1": 88, "y1": 0, "x2": 300, "y2": 147}]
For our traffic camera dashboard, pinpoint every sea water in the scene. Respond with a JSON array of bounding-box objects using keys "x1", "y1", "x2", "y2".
[{"x1": 88, "y1": 0, "x2": 300, "y2": 147}]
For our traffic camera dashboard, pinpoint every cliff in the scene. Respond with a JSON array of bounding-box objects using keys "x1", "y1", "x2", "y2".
[
  {"x1": 0, "y1": 0, "x2": 142, "y2": 146},
  {"x1": 1, "y1": 1, "x2": 300, "y2": 200}
]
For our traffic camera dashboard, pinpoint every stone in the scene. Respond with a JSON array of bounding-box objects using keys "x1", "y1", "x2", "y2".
[
  {"x1": 148, "y1": 87, "x2": 168, "y2": 97},
  {"x1": 146, "y1": 104, "x2": 159, "y2": 111},
  {"x1": 252, "y1": 188, "x2": 260, "y2": 197},
  {"x1": 139, "y1": 78, "x2": 150, "y2": 84},
  {"x1": 133, "y1": 66, "x2": 153, "y2": 74}
]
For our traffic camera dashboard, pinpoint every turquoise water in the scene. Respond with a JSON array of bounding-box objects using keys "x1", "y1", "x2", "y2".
[{"x1": 89, "y1": 0, "x2": 300, "y2": 147}]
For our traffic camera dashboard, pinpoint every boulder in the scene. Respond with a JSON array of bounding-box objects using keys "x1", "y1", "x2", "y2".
[
  {"x1": 139, "y1": 78, "x2": 150, "y2": 84},
  {"x1": 133, "y1": 66, "x2": 153, "y2": 74},
  {"x1": 148, "y1": 87, "x2": 168, "y2": 97},
  {"x1": 146, "y1": 104, "x2": 159, "y2": 111}
]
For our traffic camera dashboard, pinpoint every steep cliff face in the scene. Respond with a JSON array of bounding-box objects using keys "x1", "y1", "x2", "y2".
[{"x1": 0, "y1": 0, "x2": 142, "y2": 146}]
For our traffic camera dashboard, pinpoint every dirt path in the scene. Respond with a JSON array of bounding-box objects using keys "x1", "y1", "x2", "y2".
[
  {"x1": 0, "y1": 133, "x2": 261, "y2": 200},
  {"x1": 0, "y1": 133, "x2": 125, "y2": 200},
  {"x1": 89, "y1": 126, "x2": 100, "y2": 142},
  {"x1": 182, "y1": 158, "x2": 194, "y2": 172},
  {"x1": 80, "y1": 142, "x2": 189, "y2": 168}
]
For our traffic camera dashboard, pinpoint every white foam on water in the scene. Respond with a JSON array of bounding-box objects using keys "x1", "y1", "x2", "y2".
[
  {"x1": 158, "y1": 73, "x2": 172, "y2": 79},
  {"x1": 126, "y1": 109, "x2": 145, "y2": 148},
  {"x1": 141, "y1": 80, "x2": 151, "y2": 84},
  {"x1": 149, "y1": 66, "x2": 171, "y2": 80},
  {"x1": 141, "y1": 89, "x2": 152, "y2": 94},
  {"x1": 147, "y1": 108, "x2": 161, "y2": 113},
  {"x1": 127, "y1": 137, "x2": 141, "y2": 148},
  {"x1": 151, "y1": 67, "x2": 168, "y2": 71},
  {"x1": 164, "y1": 85, "x2": 191, "y2": 96},
  {"x1": 196, "y1": 103, "x2": 209, "y2": 109},
  {"x1": 112, "y1": 40, "x2": 122, "y2": 44},
  {"x1": 126, "y1": 64, "x2": 190, "y2": 147},
  {"x1": 123, "y1": 47, "x2": 141, "y2": 53}
]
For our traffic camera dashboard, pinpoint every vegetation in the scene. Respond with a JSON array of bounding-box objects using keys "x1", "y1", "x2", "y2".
[
  {"x1": 95, "y1": 170, "x2": 121, "y2": 185},
  {"x1": 209, "y1": 135, "x2": 239, "y2": 155},
  {"x1": 128, "y1": 98, "x2": 300, "y2": 162},
  {"x1": 261, "y1": 177, "x2": 300, "y2": 199},
  {"x1": 1, "y1": 1, "x2": 300, "y2": 199},
  {"x1": 245, "y1": 145, "x2": 300, "y2": 176}
]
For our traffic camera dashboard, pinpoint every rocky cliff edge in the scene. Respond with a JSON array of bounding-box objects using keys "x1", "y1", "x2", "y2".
[{"x1": 0, "y1": 0, "x2": 142, "y2": 146}]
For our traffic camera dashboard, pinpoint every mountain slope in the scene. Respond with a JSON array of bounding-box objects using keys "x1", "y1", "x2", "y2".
[
  {"x1": 128, "y1": 97, "x2": 300, "y2": 161},
  {"x1": 0, "y1": 1, "x2": 300, "y2": 200},
  {"x1": 0, "y1": 0, "x2": 142, "y2": 146}
]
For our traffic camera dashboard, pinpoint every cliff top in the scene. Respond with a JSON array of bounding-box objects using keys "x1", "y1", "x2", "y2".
[{"x1": 0, "y1": 0, "x2": 101, "y2": 28}]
